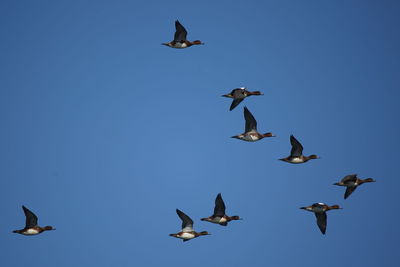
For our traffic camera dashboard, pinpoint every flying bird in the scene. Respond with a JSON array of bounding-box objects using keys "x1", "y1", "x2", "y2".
[
  {"x1": 280, "y1": 135, "x2": 319, "y2": 163},
  {"x1": 12, "y1": 205, "x2": 55, "y2": 235},
  {"x1": 169, "y1": 209, "x2": 210, "y2": 242},
  {"x1": 222, "y1": 87, "x2": 263, "y2": 111},
  {"x1": 333, "y1": 174, "x2": 376, "y2": 199},
  {"x1": 201, "y1": 193, "x2": 241, "y2": 226},
  {"x1": 231, "y1": 106, "x2": 275, "y2": 142},
  {"x1": 162, "y1": 20, "x2": 204, "y2": 48},
  {"x1": 300, "y1": 203, "x2": 341, "y2": 235}
]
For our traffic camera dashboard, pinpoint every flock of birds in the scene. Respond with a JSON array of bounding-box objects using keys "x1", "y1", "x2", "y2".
[{"x1": 12, "y1": 20, "x2": 376, "y2": 241}]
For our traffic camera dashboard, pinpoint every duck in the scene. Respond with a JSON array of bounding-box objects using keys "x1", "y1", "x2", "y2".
[
  {"x1": 333, "y1": 174, "x2": 376, "y2": 199},
  {"x1": 201, "y1": 193, "x2": 241, "y2": 226},
  {"x1": 300, "y1": 203, "x2": 341, "y2": 235},
  {"x1": 231, "y1": 107, "x2": 275, "y2": 142},
  {"x1": 280, "y1": 135, "x2": 319, "y2": 163},
  {"x1": 169, "y1": 209, "x2": 210, "y2": 242},
  {"x1": 162, "y1": 20, "x2": 204, "y2": 49},
  {"x1": 12, "y1": 205, "x2": 55, "y2": 235},
  {"x1": 222, "y1": 87, "x2": 263, "y2": 111}
]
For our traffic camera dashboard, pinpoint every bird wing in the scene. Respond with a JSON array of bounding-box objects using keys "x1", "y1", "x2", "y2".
[
  {"x1": 22, "y1": 206, "x2": 38, "y2": 228},
  {"x1": 290, "y1": 135, "x2": 303, "y2": 157},
  {"x1": 315, "y1": 212, "x2": 327, "y2": 234},
  {"x1": 244, "y1": 107, "x2": 257, "y2": 132},
  {"x1": 213, "y1": 193, "x2": 226, "y2": 217},
  {"x1": 230, "y1": 99, "x2": 244, "y2": 111},
  {"x1": 344, "y1": 186, "x2": 357, "y2": 199},
  {"x1": 176, "y1": 209, "x2": 193, "y2": 232},
  {"x1": 174, "y1": 20, "x2": 188, "y2": 41}
]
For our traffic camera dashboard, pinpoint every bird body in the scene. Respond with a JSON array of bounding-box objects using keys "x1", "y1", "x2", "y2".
[
  {"x1": 232, "y1": 107, "x2": 274, "y2": 142},
  {"x1": 280, "y1": 135, "x2": 318, "y2": 163},
  {"x1": 170, "y1": 209, "x2": 209, "y2": 242},
  {"x1": 162, "y1": 20, "x2": 204, "y2": 48},
  {"x1": 300, "y1": 203, "x2": 341, "y2": 235},
  {"x1": 12, "y1": 206, "x2": 55, "y2": 236},
  {"x1": 334, "y1": 174, "x2": 375, "y2": 199},
  {"x1": 201, "y1": 193, "x2": 241, "y2": 226},
  {"x1": 222, "y1": 87, "x2": 263, "y2": 111}
]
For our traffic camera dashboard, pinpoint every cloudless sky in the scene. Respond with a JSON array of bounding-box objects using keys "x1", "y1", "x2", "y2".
[{"x1": 1, "y1": 0, "x2": 399, "y2": 266}]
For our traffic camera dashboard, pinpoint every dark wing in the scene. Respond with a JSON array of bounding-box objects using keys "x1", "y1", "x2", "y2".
[
  {"x1": 315, "y1": 212, "x2": 327, "y2": 234},
  {"x1": 290, "y1": 135, "x2": 303, "y2": 157},
  {"x1": 344, "y1": 186, "x2": 357, "y2": 199},
  {"x1": 174, "y1": 20, "x2": 187, "y2": 41},
  {"x1": 22, "y1": 206, "x2": 38, "y2": 228},
  {"x1": 230, "y1": 99, "x2": 244, "y2": 111},
  {"x1": 176, "y1": 209, "x2": 193, "y2": 232},
  {"x1": 213, "y1": 193, "x2": 226, "y2": 217},
  {"x1": 342, "y1": 174, "x2": 357, "y2": 183},
  {"x1": 244, "y1": 107, "x2": 257, "y2": 132}
]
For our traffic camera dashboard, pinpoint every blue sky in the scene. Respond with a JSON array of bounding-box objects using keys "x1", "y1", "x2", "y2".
[{"x1": 1, "y1": 0, "x2": 399, "y2": 266}]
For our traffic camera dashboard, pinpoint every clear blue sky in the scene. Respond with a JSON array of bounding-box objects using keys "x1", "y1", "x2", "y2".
[{"x1": 1, "y1": 1, "x2": 399, "y2": 266}]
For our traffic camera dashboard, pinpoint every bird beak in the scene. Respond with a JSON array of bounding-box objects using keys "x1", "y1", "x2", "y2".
[{"x1": 222, "y1": 94, "x2": 232, "y2": 98}]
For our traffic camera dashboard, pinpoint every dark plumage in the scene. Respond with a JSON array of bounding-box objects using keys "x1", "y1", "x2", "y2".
[
  {"x1": 12, "y1": 205, "x2": 55, "y2": 235},
  {"x1": 231, "y1": 107, "x2": 275, "y2": 142},
  {"x1": 170, "y1": 209, "x2": 210, "y2": 242},
  {"x1": 23, "y1": 205, "x2": 38, "y2": 228},
  {"x1": 213, "y1": 193, "x2": 226, "y2": 217},
  {"x1": 300, "y1": 203, "x2": 341, "y2": 235},
  {"x1": 334, "y1": 174, "x2": 376, "y2": 199},
  {"x1": 174, "y1": 20, "x2": 187, "y2": 42},
  {"x1": 162, "y1": 20, "x2": 204, "y2": 48},
  {"x1": 314, "y1": 212, "x2": 327, "y2": 235},
  {"x1": 222, "y1": 87, "x2": 263, "y2": 111},
  {"x1": 244, "y1": 106, "x2": 257, "y2": 133},
  {"x1": 176, "y1": 209, "x2": 193, "y2": 231},
  {"x1": 279, "y1": 135, "x2": 319, "y2": 164},
  {"x1": 290, "y1": 135, "x2": 303, "y2": 157},
  {"x1": 201, "y1": 193, "x2": 241, "y2": 226}
]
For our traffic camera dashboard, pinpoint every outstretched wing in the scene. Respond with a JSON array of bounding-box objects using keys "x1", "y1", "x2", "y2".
[
  {"x1": 213, "y1": 193, "x2": 226, "y2": 217},
  {"x1": 244, "y1": 107, "x2": 257, "y2": 132},
  {"x1": 344, "y1": 186, "x2": 357, "y2": 199},
  {"x1": 290, "y1": 135, "x2": 303, "y2": 157},
  {"x1": 315, "y1": 212, "x2": 327, "y2": 235},
  {"x1": 230, "y1": 99, "x2": 244, "y2": 111},
  {"x1": 176, "y1": 209, "x2": 193, "y2": 232},
  {"x1": 174, "y1": 20, "x2": 188, "y2": 41},
  {"x1": 22, "y1": 206, "x2": 38, "y2": 228}
]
